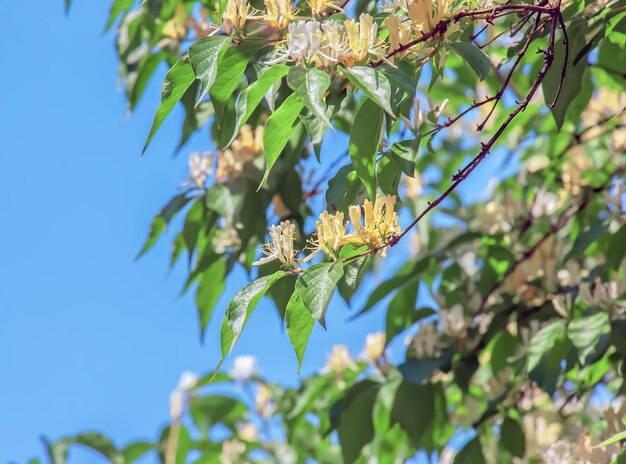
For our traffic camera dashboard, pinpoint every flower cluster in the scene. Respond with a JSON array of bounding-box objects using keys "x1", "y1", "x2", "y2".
[
  {"x1": 184, "y1": 124, "x2": 264, "y2": 189},
  {"x1": 253, "y1": 195, "x2": 402, "y2": 270},
  {"x1": 276, "y1": 14, "x2": 383, "y2": 67}
]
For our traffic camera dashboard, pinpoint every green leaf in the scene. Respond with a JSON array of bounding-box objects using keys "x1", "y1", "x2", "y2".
[
  {"x1": 338, "y1": 244, "x2": 369, "y2": 303},
  {"x1": 337, "y1": 381, "x2": 380, "y2": 463},
  {"x1": 542, "y1": 20, "x2": 588, "y2": 129},
  {"x1": 286, "y1": 291, "x2": 316, "y2": 372},
  {"x1": 567, "y1": 312, "x2": 609, "y2": 364},
  {"x1": 399, "y1": 355, "x2": 450, "y2": 385},
  {"x1": 261, "y1": 92, "x2": 304, "y2": 187},
  {"x1": 189, "y1": 395, "x2": 247, "y2": 433},
  {"x1": 210, "y1": 43, "x2": 262, "y2": 102},
  {"x1": 188, "y1": 35, "x2": 232, "y2": 104},
  {"x1": 196, "y1": 257, "x2": 227, "y2": 340},
  {"x1": 594, "y1": 430, "x2": 626, "y2": 448},
  {"x1": 230, "y1": 65, "x2": 289, "y2": 146},
  {"x1": 448, "y1": 42, "x2": 490, "y2": 81},
  {"x1": 377, "y1": 155, "x2": 402, "y2": 197},
  {"x1": 564, "y1": 221, "x2": 609, "y2": 262},
  {"x1": 501, "y1": 417, "x2": 526, "y2": 458},
  {"x1": 105, "y1": 0, "x2": 134, "y2": 31},
  {"x1": 454, "y1": 437, "x2": 486, "y2": 464},
  {"x1": 143, "y1": 56, "x2": 195, "y2": 153},
  {"x1": 129, "y1": 52, "x2": 168, "y2": 111},
  {"x1": 349, "y1": 98, "x2": 384, "y2": 201},
  {"x1": 527, "y1": 320, "x2": 565, "y2": 371},
  {"x1": 122, "y1": 442, "x2": 153, "y2": 463},
  {"x1": 136, "y1": 193, "x2": 190, "y2": 259},
  {"x1": 342, "y1": 66, "x2": 395, "y2": 116},
  {"x1": 223, "y1": 271, "x2": 285, "y2": 354},
  {"x1": 608, "y1": 223, "x2": 626, "y2": 270},
  {"x1": 182, "y1": 199, "x2": 205, "y2": 258},
  {"x1": 296, "y1": 261, "x2": 344, "y2": 328},
  {"x1": 325, "y1": 165, "x2": 363, "y2": 216},
  {"x1": 287, "y1": 67, "x2": 332, "y2": 128},
  {"x1": 386, "y1": 278, "x2": 419, "y2": 341}
]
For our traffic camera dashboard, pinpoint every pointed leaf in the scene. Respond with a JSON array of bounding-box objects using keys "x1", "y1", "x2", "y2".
[
  {"x1": 349, "y1": 98, "x2": 383, "y2": 201},
  {"x1": 296, "y1": 261, "x2": 344, "y2": 328},
  {"x1": 188, "y1": 35, "x2": 232, "y2": 104},
  {"x1": 449, "y1": 42, "x2": 490, "y2": 81},
  {"x1": 210, "y1": 43, "x2": 261, "y2": 102},
  {"x1": 196, "y1": 257, "x2": 227, "y2": 339},
  {"x1": 230, "y1": 65, "x2": 289, "y2": 146},
  {"x1": 286, "y1": 291, "x2": 316, "y2": 371},
  {"x1": 287, "y1": 67, "x2": 332, "y2": 127},
  {"x1": 143, "y1": 56, "x2": 195, "y2": 153},
  {"x1": 224, "y1": 271, "x2": 286, "y2": 354},
  {"x1": 342, "y1": 66, "x2": 395, "y2": 116},
  {"x1": 260, "y1": 92, "x2": 304, "y2": 187}
]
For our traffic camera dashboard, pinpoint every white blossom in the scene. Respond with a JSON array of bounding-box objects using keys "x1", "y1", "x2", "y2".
[{"x1": 230, "y1": 355, "x2": 258, "y2": 382}]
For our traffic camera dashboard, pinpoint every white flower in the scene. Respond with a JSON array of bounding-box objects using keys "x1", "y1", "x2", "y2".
[
  {"x1": 252, "y1": 220, "x2": 301, "y2": 270},
  {"x1": 362, "y1": 332, "x2": 386, "y2": 363},
  {"x1": 230, "y1": 355, "x2": 258, "y2": 382},
  {"x1": 176, "y1": 371, "x2": 199, "y2": 391},
  {"x1": 440, "y1": 304, "x2": 466, "y2": 337},
  {"x1": 410, "y1": 322, "x2": 440, "y2": 358},
  {"x1": 531, "y1": 188, "x2": 558, "y2": 218},
  {"x1": 187, "y1": 152, "x2": 213, "y2": 189},
  {"x1": 322, "y1": 345, "x2": 356, "y2": 374},
  {"x1": 169, "y1": 371, "x2": 199, "y2": 420}
]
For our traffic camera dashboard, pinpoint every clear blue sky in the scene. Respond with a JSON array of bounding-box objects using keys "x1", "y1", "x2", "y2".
[{"x1": 0, "y1": 3, "x2": 510, "y2": 462}]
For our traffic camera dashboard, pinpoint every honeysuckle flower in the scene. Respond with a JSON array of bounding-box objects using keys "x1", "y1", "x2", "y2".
[
  {"x1": 176, "y1": 371, "x2": 199, "y2": 391},
  {"x1": 320, "y1": 21, "x2": 349, "y2": 64},
  {"x1": 408, "y1": 0, "x2": 432, "y2": 33},
  {"x1": 344, "y1": 14, "x2": 380, "y2": 65},
  {"x1": 238, "y1": 422, "x2": 259, "y2": 441},
  {"x1": 221, "y1": 440, "x2": 246, "y2": 464},
  {"x1": 362, "y1": 332, "x2": 386, "y2": 363},
  {"x1": 302, "y1": 211, "x2": 361, "y2": 262},
  {"x1": 409, "y1": 322, "x2": 440, "y2": 358},
  {"x1": 264, "y1": 0, "x2": 297, "y2": 29},
  {"x1": 323, "y1": 345, "x2": 357, "y2": 375},
  {"x1": 169, "y1": 371, "x2": 199, "y2": 420},
  {"x1": 349, "y1": 194, "x2": 402, "y2": 256},
  {"x1": 256, "y1": 383, "x2": 276, "y2": 417},
  {"x1": 223, "y1": 0, "x2": 255, "y2": 32},
  {"x1": 307, "y1": 0, "x2": 343, "y2": 16},
  {"x1": 230, "y1": 355, "x2": 258, "y2": 382},
  {"x1": 187, "y1": 152, "x2": 213, "y2": 189},
  {"x1": 386, "y1": 14, "x2": 411, "y2": 56},
  {"x1": 439, "y1": 304, "x2": 466, "y2": 337},
  {"x1": 253, "y1": 220, "x2": 301, "y2": 270},
  {"x1": 216, "y1": 124, "x2": 264, "y2": 181}
]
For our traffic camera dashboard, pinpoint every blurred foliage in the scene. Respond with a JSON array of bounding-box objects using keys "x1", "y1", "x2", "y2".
[{"x1": 41, "y1": 0, "x2": 626, "y2": 461}]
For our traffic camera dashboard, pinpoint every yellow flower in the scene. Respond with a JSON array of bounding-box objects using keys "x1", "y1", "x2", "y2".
[
  {"x1": 307, "y1": 0, "x2": 343, "y2": 16},
  {"x1": 385, "y1": 14, "x2": 411, "y2": 57},
  {"x1": 344, "y1": 14, "x2": 379, "y2": 65},
  {"x1": 323, "y1": 345, "x2": 356, "y2": 374},
  {"x1": 238, "y1": 422, "x2": 258, "y2": 442},
  {"x1": 363, "y1": 332, "x2": 386, "y2": 363},
  {"x1": 253, "y1": 220, "x2": 301, "y2": 270},
  {"x1": 216, "y1": 125, "x2": 263, "y2": 181},
  {"x1": 223, "y1": 0, "x2": 253, "y2": 32},
  {"x1": 349, "y1": 194, "x2": 401, "y2": 256},
  {"x1": 264, "y1": 0, "x2": 297, "y2": 29},
  {"x1": 302, "y1": 211, "x2": 362, "y2": 262},
  {"x1": 163, "y1": 5, "x2": 188, "y2": 40}
]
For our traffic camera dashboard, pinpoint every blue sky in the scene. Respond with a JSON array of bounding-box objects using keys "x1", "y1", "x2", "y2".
[{"x1": 0, "y1": 2, "x2": 511, "y2": 462}]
